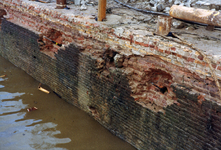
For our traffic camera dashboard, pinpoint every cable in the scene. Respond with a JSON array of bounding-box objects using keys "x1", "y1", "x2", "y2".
[
  {"x1": 113, "y1": 0, "x2": 170, "y2": 16},
  {"x1": 113, "y1": 0, "x2": 221, "y2": 29}
]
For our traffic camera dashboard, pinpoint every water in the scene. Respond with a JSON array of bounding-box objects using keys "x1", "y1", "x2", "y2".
[{"x1": 0, "y1": 55, "x2": 136, "y2": 150}]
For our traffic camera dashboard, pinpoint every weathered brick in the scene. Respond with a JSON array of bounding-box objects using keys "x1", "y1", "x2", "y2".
[{"x1": 1, "y1": 2, "x2": 221, "y2": 150}]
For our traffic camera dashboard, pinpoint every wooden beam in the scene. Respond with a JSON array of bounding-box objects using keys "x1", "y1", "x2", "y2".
[
  {"x1": 98, "y1": 0, "x2": 106, "y2": 21},
  {"x1": 170, "y1": 5, "x2": 221, "y2": 27}
]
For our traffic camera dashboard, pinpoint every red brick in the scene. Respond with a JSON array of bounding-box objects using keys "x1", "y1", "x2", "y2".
[
  {"x1": 176, "y1": 53, "x2": 182, "y2": 58},
  {"x1": 134, "y1": 41, "x2": 139, "y2": 45},
  {"x1": 77, "y1": 36, "x2": 84, "y2": 40},
  {"x1": 212, "y1": 64, "x2": 217, "y2": 69},
  {"x1": 165, "y1": 50, "x2": 171, "y2": 54},
  {"x1": 187, "y1": 57, "x2": 195, "y2": 62},
  {"x1": 217, "y1": 65, "x2": 221, "y2": 71},
  {"x1": 149, "y1": 45, "x2": 155, "y2": 48},
  {"x1": 171, "y1": 52, "x2": 176, "y2": 56},
  {"x1": 158, "y1": 48, "x2": 164, "y2": 53},
  {"x1": 195, "y1": 60, "x2": 206, "y2": 66},
  {"x1": 139, "y1": 42, "x2": 149, "y2": 47},
  {"x1": 170, "y1": 47, "x2": 176, "y2": 51},
  {"x1": 182, "y1": 56, "x2": 188, "y2": 61},
  {"x1": 134, "y1": 97, "x2": 139, "y2": 101},
  {"x1": 198, "y1": 55, "x2": 204, "y2": 60},
  {"x1": 34, "y1": 9, "x2": 40, "y2": 14}
]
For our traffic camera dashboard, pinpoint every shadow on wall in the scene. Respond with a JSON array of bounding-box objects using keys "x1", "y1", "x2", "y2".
[
  {"x1": 38, "y1": 28, "x2": 64, "y2": 58},
  {"x1": 54, "y1": 43, "x2": 80, "y2": 106},
  {"x1": 0, "y1": 9, "x2": 6, "y2": 30}
]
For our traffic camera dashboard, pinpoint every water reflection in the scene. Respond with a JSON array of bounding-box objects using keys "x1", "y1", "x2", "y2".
[
  {"x1": 0, "y1": 90, "x2": 71, "y2": 150},
  {"x1": 0, "y1": 55, "x2": 135, "y2": 150}
]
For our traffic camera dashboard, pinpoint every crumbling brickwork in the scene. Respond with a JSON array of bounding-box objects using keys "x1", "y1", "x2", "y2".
[{"x1": 1, "y1": 0, "x2": 221, "y2": 150}]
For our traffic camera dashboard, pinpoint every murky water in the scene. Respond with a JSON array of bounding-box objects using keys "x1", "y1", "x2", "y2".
[{"x1": 0, "y1": 55, "x2": 136, "y2": 150}]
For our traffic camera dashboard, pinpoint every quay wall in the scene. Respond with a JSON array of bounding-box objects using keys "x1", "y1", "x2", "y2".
[{"x1": 1, "y1": 0, "x2": 221, "y2": 149}]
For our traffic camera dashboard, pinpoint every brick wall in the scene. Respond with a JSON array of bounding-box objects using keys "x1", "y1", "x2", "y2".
[{"x1": 1, "y1": 0, "x2": 221, "y2": 150}]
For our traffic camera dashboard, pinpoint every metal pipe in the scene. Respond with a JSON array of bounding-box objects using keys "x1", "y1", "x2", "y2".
[
  {"x1": 98, "y1": 0, "x2": 106, "y2": 21},
  {"x1": 43, "y1": 36, "x2": 62, "y2": 47},
  {"x1": 56, "y1": 0, "x2": 67, "y2": 9},
  {"x1": 170, "y1": 5, "x2": 221, "y2": 27}
]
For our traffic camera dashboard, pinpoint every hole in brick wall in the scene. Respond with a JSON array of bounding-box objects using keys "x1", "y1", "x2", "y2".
[
  {"x1": 89, "y1": 106, "x2": 100, "y2": 120},
  {"x1": 160, "y1": 86, "x2": 168, "y2": 94},
  {"x1": 0, "y1": 9, "x2": 6, "y2": 20},
  {"x1": 89, "y1": 106, "x2": 98, "y2": 115},
  {"x1": 103, "y1": 49, "x2": 117, "y2": 63},
  {"x1": 0, "y1": 9, "x2": 6, "y2": 30},
  {"x1": 151, "y1": 83, "x2": 168, "y2": 94},
  {"x1": 39, "y1": 28, "x2": 63, "y2": 58},
  {"x1": 33, "y1": 55, "x2": 36, "y2": 59},
  {"x1": 129, "y1": 66, "x2": 177, "y2": 112}
]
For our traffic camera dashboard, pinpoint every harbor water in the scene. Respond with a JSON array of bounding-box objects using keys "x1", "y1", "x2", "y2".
[{"x1": 0, "y1": 55, "x2": 136, "y2": 150}]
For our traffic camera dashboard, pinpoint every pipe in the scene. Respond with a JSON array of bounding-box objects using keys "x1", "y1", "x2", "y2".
[
  {"x1": 170, "y1": 5, "x2": 221, "y2": 27},
  {"x1": 98, "y1": 0, "x2": 107, "y2": 21},
  {"x1": 38, "y1": 83, "x2": 50, "y2": 94},
  {"x1": 0, "y1": 75, "x2": 6, "y2": 78},
  {"x1": 56, "y1": 0, "x2": 67, "y2": 9},
  {"x1": 43, "y1": 36, "x2": 62, "y2": 47}
]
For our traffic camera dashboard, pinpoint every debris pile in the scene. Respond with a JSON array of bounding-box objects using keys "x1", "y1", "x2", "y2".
[{"x1": 27, "y1": 107, "x2": 38, "y2": 112}]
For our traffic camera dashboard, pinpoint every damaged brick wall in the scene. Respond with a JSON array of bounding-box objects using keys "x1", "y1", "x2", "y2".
[
  {"x1": 1, "y1": 18, "x2": 221, "y2": 150},
  {"x1": 1, "y1": 1, "x2": 221, "y2": 150}
]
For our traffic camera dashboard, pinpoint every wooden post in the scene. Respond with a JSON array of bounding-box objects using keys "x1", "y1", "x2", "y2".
[
  {"x1": 98, "y1": 0, "x2": 106, "y2": 21},
  {"x1": 156, "y1": 16, "x2": 172, "y2": 36}
]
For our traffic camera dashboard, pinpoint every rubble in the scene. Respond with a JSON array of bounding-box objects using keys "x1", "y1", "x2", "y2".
[
  {"x1": 172, "y1": 20, "x2": 185, "y2": 29},
  {"x1": 27, "y1": 107, "x2": 38, "y2": 112},
  {"x1": 80, "y1": 0, "x2": 88, "y2": 10},
  {"x1": 114, "y1": 54, "x2": 124, "y2": 68}
]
